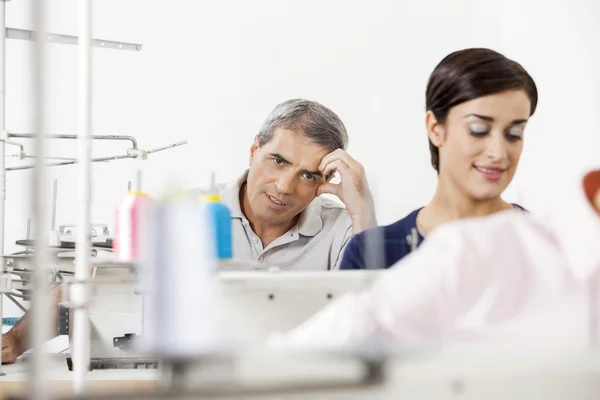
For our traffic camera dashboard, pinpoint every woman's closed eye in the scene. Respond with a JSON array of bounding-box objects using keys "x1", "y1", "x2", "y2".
[
  {"x1": 505, "y1": 126, "x2": 524, "y2": 141},
  {"x1": 469, "y1": 123, "x2": 489, "y2": 137}
]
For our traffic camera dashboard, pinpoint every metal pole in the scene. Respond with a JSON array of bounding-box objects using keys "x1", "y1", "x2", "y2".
[
  {"x1": 4, "y1": 139, "x2": 188, "y2": 171},
  {"x1": 31, "y1": 0, "x2": 51, "y2": 398},
  {"x1": 51, "y1": 179, "x2": 57, "y2": 230},
  {"x1": 73, "y1": 0, "x2": 92, "y2": 393},
  {"x1": 8, "y1": 133, "x2": 138, "y2": 149},
  {"x1": 0, "y1": 0, "x2": 7, "y2": 374}
]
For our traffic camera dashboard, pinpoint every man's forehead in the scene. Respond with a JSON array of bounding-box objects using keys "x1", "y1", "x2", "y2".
[
  {"x1": 268, "y1": 127, "x2": 317, "y2": 147},
  {"x1": 263, "y1": 128, "x2": 330, "y2": 167}
]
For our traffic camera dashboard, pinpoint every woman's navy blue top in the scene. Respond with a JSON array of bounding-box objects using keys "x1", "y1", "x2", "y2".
[{"x1": 339, "y1": 205, "x2": 526, "y2": 270}]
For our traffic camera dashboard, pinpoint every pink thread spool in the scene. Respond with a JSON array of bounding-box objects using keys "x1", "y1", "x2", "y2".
[{"x1": 113, "y1": 171, "x2": 153, "y2": 262}]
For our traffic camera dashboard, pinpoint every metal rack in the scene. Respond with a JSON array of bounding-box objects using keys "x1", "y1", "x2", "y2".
[{"x1": 0, "y1": 1, "x2": 184, "y2": 397}]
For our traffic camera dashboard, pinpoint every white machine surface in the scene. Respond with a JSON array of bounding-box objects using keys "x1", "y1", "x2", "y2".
[
  {"x1": 218, "y1": 270, "x2": 379, "y2": 344},
  {"x1": 77, "y1": 266, "x2": 380, "y2": 358}
]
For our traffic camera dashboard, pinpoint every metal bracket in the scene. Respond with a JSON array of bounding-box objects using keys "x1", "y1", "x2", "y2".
[
  {"x1": 113, "y1": 333, "x2": 139, "y2": 350},
  {"x1": 126, "y1": 148, "x2": 148, "y2": 160},
  {"x1": 4, "y1": 140, "x2": 25, "y2": 159},
  {"x1": 67, "y1": 357, "x2": 158, "y2": 371},
  {"x1": 59, "y1": 223, "x2": 110, "y2": 237},
  {"x1": 58, "y1": 303, "x2": 70, "y2": 335},
  {"x1": 0, "y1": 129, "x2": 8, "y2": 141},
  {"x1": 3, "y1": 136, "x2": 187, "y2": 171},
  {"x1": 6, "y1": 28, "x2": 142, "y2": 51},
  {"x1": 7, "y1": 133, "x2": 139, "y2": 149}
]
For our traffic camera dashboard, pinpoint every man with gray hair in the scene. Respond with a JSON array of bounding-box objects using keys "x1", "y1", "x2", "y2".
[
  {"x1": 0, "y1": 99, "x2": 375, "y2": 365},
  {"x1": 220, "y1": 98, "x2": 376, "y2": 270}
]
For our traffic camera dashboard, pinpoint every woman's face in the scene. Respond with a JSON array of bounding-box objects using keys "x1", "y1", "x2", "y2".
[{"x1": 428, "y1": 90, "x2": 531, "y2": 201}]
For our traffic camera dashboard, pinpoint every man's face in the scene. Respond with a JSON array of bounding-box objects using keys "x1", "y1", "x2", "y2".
[{"x1": 244, "y1": 128, "x2": 331, "y2": 227}]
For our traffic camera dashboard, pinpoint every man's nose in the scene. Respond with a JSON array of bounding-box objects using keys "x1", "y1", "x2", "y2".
[{"x1": 275, "y1": 171, "x2": 296, "y2": 194}]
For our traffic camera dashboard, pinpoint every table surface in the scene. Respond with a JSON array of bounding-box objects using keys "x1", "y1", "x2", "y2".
[
  {"x1": 3, "y1": 345, "x2": 600, "y2": 400},
  {"x1": 0, "y1": 357, "x2": 157, "y2": 399}
]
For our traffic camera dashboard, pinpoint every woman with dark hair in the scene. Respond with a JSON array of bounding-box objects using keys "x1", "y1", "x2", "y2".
[{"x1": 340, "y1": 48, "x2": 538, "y2": 270}]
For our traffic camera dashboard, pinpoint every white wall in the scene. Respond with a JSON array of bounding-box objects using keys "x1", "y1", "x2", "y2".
[
  {"x1": 2, "y1": 0, "x2": 599, "y2": 317},
  {"x1": 501, "y1": 0, "x2": 600, "y2": 208}
]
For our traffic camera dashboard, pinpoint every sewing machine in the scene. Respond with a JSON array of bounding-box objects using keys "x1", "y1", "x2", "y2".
[
  {"x1": 59, "y1": 263, "x2": 380, "y2": 367},
  {"x1": 1, "y1": 224, "x2": 114, "y2": 315}
]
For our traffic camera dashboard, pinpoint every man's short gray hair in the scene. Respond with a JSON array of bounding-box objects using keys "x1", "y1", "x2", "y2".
[{"x1": 257, "y1": 99, "x2": 348, "y2": 151}]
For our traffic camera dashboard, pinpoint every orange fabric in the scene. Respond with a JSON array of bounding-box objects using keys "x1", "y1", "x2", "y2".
[{"x1": 583, "y1": 170, "x2": 600, "y2": 214}]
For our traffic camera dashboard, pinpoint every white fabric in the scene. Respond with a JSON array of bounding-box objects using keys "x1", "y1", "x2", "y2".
[{"x1": 275, "y1": 175, "x2": 600, "y2": 349}]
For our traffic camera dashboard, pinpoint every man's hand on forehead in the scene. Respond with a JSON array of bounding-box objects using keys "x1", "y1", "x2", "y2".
[
  {"x1": 323, "y1": 168, "x2": 336, "y2": 182},
  {"x1": 302, "y1": 154, "x2": 334, "y2": 184},
  {"x1": 317, "y1": 149, "x2": 377, "y2": 234}
]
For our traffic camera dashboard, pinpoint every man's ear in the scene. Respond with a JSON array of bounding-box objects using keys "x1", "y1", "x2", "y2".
[
  {"x1": 249, "y1": 135, "x2": 260, "y2": 166},
  {"x1": 426, "y1": 110, "x2": 445, "y2": 149}
]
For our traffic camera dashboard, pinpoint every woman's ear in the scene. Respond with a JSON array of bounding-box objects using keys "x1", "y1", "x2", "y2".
[{"x1": 426, "y1": 110, "x2": 445, "y2": 149}]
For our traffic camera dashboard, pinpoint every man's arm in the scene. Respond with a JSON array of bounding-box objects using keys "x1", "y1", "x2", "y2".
[
  {"x1": 317, "y1": 149, "x2": 377, "y2": 234},
  {"x1": 1, "y1": 285, "x2": 62, "y2": 364}
]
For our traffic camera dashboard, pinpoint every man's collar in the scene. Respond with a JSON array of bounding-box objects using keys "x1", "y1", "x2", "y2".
[
  {"x1": 219, "y1": 171, "x2": 248, "y2": 219},
  {"x1": 297, "y1": 196, "x2": 323, "y2": 237},
  {"x1": 220, "y1": 170, "x2": 324, "y2": 237}
]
